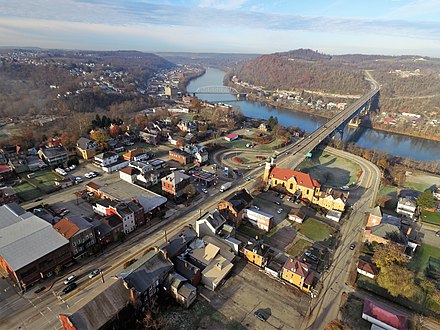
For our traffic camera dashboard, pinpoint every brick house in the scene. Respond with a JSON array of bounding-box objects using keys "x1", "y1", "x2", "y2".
[
  {"x1": 161, "y1": 171, "x2": 191, "y2": 199},
  {"x1": 169, "y1": 149, "x2": 191, "y2": 165},
  {"x1": 218, "y1": 189, "x2": 253, "y2": 227}
]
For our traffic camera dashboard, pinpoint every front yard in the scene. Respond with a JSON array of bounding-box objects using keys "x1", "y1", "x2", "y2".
[
  {"x1": 295, "y1": 218, "x2": 334, "y2": 242},
  {"x1": 287, "y1": 238, "x2": 312, "y2": 257},
  {"x1": 409, "y1": 243, "x2": 440, "y2": 276},
  {"x1": 420, "y1": 210, "x2": 440, "y2": 226}
]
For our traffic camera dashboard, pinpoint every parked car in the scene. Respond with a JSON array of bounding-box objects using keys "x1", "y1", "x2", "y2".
[
  {"x1": 34, "y1": 286, "x2": 46, "y2": 294},
  {"x1": 84, "y1": 172, "x2": 93, "y2": 179},
  {"x1": 349, "y1": 242, "x2": 356, "y2": 250},
  {"x1": 254, "y1": 311, "x2": 267, "y2": 321},
  {"x1": 74, "y1": 176, "x2": 83, "y2": 183},
  {"x1": 69, "y1": 165, "x2": 76, "y2": 170},
  {"x1": 436, "y1": 230, "x2": 440, "y2": 237},
  {"x1": 62, "y1": 283, "x2": 77, "y2": 295},
  {"x1": 88, "y1": 269, "x2": 101, "y2": 279},
  {"x1": 274, "y1": 201, "x2": 281, "y2": 205},
  {"x1": 253, "y1": 205, "x2": 260, "y2": 210},
  {"x1": 60, "y1": 209, "x2": 70, "y2": 217},
  {"x1": 63, "y1": 274, "x2": 77, "y2": 285},
  {"x1": 277, "y1": 208, "x2": 283, "y2": 214},
  {"x1": 340, "y1": 185, "x2": 350, "y2": 190},
  {"x1": 202, "y1": 188, "x2": 208, "y2": 194}
]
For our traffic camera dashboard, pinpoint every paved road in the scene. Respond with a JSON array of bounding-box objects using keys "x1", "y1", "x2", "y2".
[{"x1": 300, "y1": 147, "x2": 381, "y2": 330}]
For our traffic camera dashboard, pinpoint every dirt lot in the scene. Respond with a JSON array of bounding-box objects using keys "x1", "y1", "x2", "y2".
[{"x1": 201, "y1": 260, "x2": 310, "y2": 330}]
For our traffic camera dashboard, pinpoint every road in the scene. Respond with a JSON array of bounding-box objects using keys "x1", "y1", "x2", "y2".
[{"x1": 300, "y1": 146, "x2": 381, "y2": 330}]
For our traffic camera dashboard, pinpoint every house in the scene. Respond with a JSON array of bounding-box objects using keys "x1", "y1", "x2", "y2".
[
  {"x1": 166, "y1": 272, "x2": 197, "y2": 308},
  {"x1": 0, "y1": 203, "x2": 72, "y2": 291},
  {"x1": 201, "y1": 254, "x2": 234, "y2": 291},
  {"x1": 433, "y1": 187, "x2": 440, "y2": 201},
  {"x1": 163, "y1": 226, "x2": 198, "y2": 259},
  {"x1": 161, "y1": 171, "x2": 191, "y2": 199},
  {"x1": 122, "y1": 148, "x2": 151, "y2": 162},
  {"x1": 101, "y1": 214, "x2": 124, "y2": 241},
  {"x1": 365, "y1": 213, "x2": 404, "y2": 245},
  {"x1": 314, "y1": 188, "x2": 348, "y2": 212},
  {"x1": 38, "y1": 145, "x2": 68, "y2": 166},
  {"x1": 258, "y1": 123, "x2": 271, "y2": 132},
  {"x1": 0, "y1": 186, "x2": 18, "y2": 206},
  {"x1": 177, "y1": 121, "x2": 198, "y2": 133},
  {"x1": 119, "y1": 249, "x2": 174, "y2": 309},
  {"x1": 362, "y1": 299, "x2": 408, "y2": 330},
  {"x1": 224, "y1": 133, "x2": 239, "y2": 142},
  {"x1": 265, "y1": 254, "x2": 287, "y2": 278},
  {"x1": 289, "y1": 206, "x2": 307, "y2": 223},
  {"x1": 59, "y1": 277, "x2": 131, "y2": 330},
  {"x1": 218, "y1": 189, "x2": 253, "y2": 227},
  {"x1": 7, "y1": 154, "x2": 28, "y2": 173},
  {"x1": 366, "y1": 206, "x2": 382, "y2": 228},
  {"x1": 94, "y1": 151, "x2": 118, "y2": 167},
  {"x1": 396, "y1": 197, "x2": 417, "y2": 220},
  {"x1": 357, "y1": 260, "x2": 378, "y2": 279},
  {"x1": 120, "y1": 162, "x2": 159, "y2": 188},
  {"x1": 243, "y1": 208, "x2": 273, "y2": 232},
  {"x1": 169, "y1": 149, "x2": 191, "y2": 165},
  {"x1": 326, "y1": 210, "x2": 343, "y2": 222},
  {"x1": 26, "y1": 155, "x2": 47, "y2": 171},
  {"x1": 195, "y1": 210, "x2": 227, "y2": 238},
  {"x1": 174, "y1": 256, "x2": 202, "y2": 286},
  {"x1": 53, "y1": 215, "x2": 97, "y2": 259},
  {"x1": 242, "y1": 239, "x2": 270, "y2": 268},
  {"x1": 281, "y1": 257, "x2": 319, "y2": 294},
  {"x1": 93, "y1": 199, "x2": 136, "y2": 234},
  {"x1": 139, "y1": 131, "x2": 160, "y2": 145},
  {"x1": 168, "y1": 135, "x2": 185, "y2": 148},
  {"x1": 194, "y1": 149, "x2": 209, "y2": 165},
  {"x1": 76, "y1": 137, "x2": 99, "y2": 160}
]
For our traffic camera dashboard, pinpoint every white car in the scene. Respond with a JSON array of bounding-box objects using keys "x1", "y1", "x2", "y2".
[
  {"x1": 69, "y1": 165, "x2": 76, "y2": 170},
  {"x1": 277, "y1": 208, "x2": 283, "y2": 214},
  {"x1": 253, "y1": 205, "x2": 260, "y2": 210},
  {"x1": 202, "y1": 188, "x2": 208, "y2": 194},
  {"x1": 63, "y1": 274, "x2": 77, "y2": 285}
]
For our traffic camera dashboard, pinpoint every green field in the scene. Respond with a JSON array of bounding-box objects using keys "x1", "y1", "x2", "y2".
[
  {"x1": 14, "y1": 182, "x2": 44, "y2": 201},
  {"x1": 297, "y1": 218, "x2": 334, "y2": 242},
  {"x1": 421, "y1": 210, "x2": 440, "y2": 226},
  {"x1": 287, "y1": 239, "x2": 311, "y2": 257},
  {"x1": 409, "y1": 244, "x2": 440, "y2": 275},
  {"x1": 28, "y1": 170, "x2": 62, "y2": 193},
  {"x1": 297, "y1": 151, "x2": 361, "y2": 187}
]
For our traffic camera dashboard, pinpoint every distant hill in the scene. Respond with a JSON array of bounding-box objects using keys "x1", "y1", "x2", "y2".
[{"x1": 233, "y1": 49, "x2": 369, "y2": 94}]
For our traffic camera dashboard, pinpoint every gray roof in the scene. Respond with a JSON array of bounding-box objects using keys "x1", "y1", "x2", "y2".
[
  {"x1": 40, "y1": 145, "x2": 67, "y2": 158},
  {"x1": 135, "y1": 194, "x2": 167, "y2": 213},
  {"x1": 0, "y1": 203, "x2": 27, "y2": 229},
  {"x1": 65, "y1": 215, "x2": 93, "y2": 230},
  {"x1": 63, "y1": 277, "x2": 130, "y2": 330},
  {"x1": 76, "y1": 137, "x2": 94, "y2": 150},
  {"x1": 120, "y1": 250, "x2": 173, "y2": 293},
  {"x1": 161, "y1": 171, "x2": 190, "y2": 185},
  {"x1": 198, "y1": 210, "x2": 226, "y2": 230},
  {"x1": 0, "y1": 214, "x2": 69, "y2": 271}
]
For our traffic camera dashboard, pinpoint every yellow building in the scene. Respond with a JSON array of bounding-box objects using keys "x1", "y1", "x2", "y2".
[
  {"x1": 242, "y1": 240, "x2": 270, "y2": 268},
  {"x1": 264, "y1": 162, "x2": 348, "y2": 212},
  {"x1": 281, "y1": 257, "x2": 318, "y2": 294},
  {"x1": 264, "y1": 162, "x2": 320, "y2": 201}
]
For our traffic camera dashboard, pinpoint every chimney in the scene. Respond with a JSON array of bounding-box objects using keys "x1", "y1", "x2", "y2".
[{"x1": 406, "y1": 227, "x2": 412, "y2": 236}]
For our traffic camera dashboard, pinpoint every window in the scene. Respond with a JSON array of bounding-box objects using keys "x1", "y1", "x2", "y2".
[
  {"x1": 274, "y1": 180, "x2": 277, "y2": 185},
  {"x1": 290, "y1": 183, "x2": 293, "y2": 190}
]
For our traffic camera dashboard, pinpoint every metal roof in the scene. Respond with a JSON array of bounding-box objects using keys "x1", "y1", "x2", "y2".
[{"x1": 0, "y1": 214, "x2": 69, "y2": 271}]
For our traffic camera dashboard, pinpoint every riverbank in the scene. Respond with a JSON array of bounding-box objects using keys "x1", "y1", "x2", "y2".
[{"x1": 245, "y1": 91, "x2": 440, "y2": 142}]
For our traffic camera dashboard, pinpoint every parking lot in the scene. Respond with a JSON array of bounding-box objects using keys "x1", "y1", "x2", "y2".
[{"x1": 201, "y1": 260, "x2": 310, "y2": 330}]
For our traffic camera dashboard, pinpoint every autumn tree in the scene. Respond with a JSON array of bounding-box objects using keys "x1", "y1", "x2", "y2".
[
  {"x1": 109, "y1": 124, "x2": 122, "y2": 138},
  {"x1": 376, "y1": 264, "x2": 416, "y2": 298},
  {"x1": 90, "y1": 129, "x2": 110, "y2": 147},
  {"x1": 372, "y1": 243, "x2": 408, "y2": 269},
  {"x1": 183, "y1": 183, "x2": 196, "y2": 199},
  {"x1": 134, "y1": 114, "x2": 148, "y2": 130}
]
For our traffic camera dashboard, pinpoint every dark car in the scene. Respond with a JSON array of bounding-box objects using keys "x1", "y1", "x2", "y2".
[
  {"x1": 34, "y1": 286, "x2": 46, "y2": 294},
  {"x1": 436, "y1": 230, "x2": 440, "y2": 237},
  {"x1": 254, "y1": 311, "x2": 267, "y2": 321},
  {"x1": 349, "y1": 242, "x2": 356, "y2": 250},
  {"x1": 62, "y1": 283, "x2": 77, "y2": 295}
]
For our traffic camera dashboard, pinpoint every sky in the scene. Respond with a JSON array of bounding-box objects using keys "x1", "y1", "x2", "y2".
[{"x1": 0, "y1": 0, "x2": 439, "y2": 56}]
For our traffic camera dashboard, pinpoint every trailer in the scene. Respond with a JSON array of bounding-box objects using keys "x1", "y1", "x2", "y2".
[{"x1": 220, "y1": 181, "x2": 232, "y2": 192}]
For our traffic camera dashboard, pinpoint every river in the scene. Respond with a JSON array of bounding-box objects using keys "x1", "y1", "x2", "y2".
[{"x1": 187, "y1": 68, "x2": 440, "y2": 162}]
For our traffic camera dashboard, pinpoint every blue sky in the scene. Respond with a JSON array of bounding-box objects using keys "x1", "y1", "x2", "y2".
[{"x1": 0, "y1": 0, "x2": 439, "y2": 56}]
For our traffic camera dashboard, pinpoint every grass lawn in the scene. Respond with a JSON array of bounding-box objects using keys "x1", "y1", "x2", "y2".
[
  {"x1": 14, "y1": 182, "x2": 44, "y2": 201},
  {"x1": 420, "y1": 210, "x2": 440, "y2": 226},
  {"x1": 287, "y1": 239, "x2": 311, "y2": 257},
  {"x1": 297, "y1": 151, "x2": 361, "y2": 187},
  {"x1": 215, "y1": 138, "x2": 253, "y2": 149},
  {"x1": 28, "y1": 170, "x2": 62, "y2": 192},
  {"x1": 409, "y1": 244, "x2": 440, "y2": 275},
  {"x1": 297, "y1": 218, "x2": 334, "y2": 242}
]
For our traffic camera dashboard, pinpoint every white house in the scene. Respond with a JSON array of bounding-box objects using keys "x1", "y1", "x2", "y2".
[
  {"x1": 94, "y1": 151, "x2": 118, "y2": 167},
  {"x1": 224, "y1": 133, "x2": 239, "y2": 142},
  {"x1": 396, "y1": 197, "x2": 417, "y2": 220}
]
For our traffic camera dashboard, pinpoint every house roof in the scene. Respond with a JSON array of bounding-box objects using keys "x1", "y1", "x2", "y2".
[
  {"x1": 270, "y1": 167, "x2": 320, "y2": 189},
  {"x1": 120, "y1": 250, "x2": 173, "y2": 293},
  {"x1": 357, "y1": 260, "x2": 378, "y2": 275},
  {"x1": 201, "y1": 255, "x2": 234, "y2": 287},
  {"x1": 161, "y1": 171, "x2": 190, "y2": 185},
  {"x1": 169, "y1": 149, "x2": 191, "y2": 158},
  {"x1": 289, "y1": 206, "x2": 307, "y2": 218},
  {"x1": 104, "y1": 214, "x2": 123, "y2": 228},
  {"x1": 225, "y1": 133, "x2": 238, "y2": 139},
  {"x1": 197, "y1": 210, "x2": 226, "y2": 231},
  {"x1": 178, "y1": 282, "x2": 197, "y2": 299},
  {"x1": 53, "y1": 218, "x2": 81, "y2": 239},
  {"x1": 0, "y1": 186, "x2": 16, "y2": 197},
  {"x1": 0, "y1": 214, "x2": 69, "y2": 271},
  {"x1": 362, "y1": 299, "x2": 408, "y2": 330},
  {"x1": 224, "y1": 189, "x2": 253, "y2": 213},
  {"x1": 370, "y1": 206, "x2": 382, "y2": 218},
  {"x1": 39, "y1": 145, "x2": 67, "y2": 158},
  {"x1": 134, "y1": 194, "x2": 167, "y2": 213},
  {"x1": 245, "y1": 240, "x2": 270, "y2": 257},
  {"x1": 283, "y1": 257, "x2": 309, "y2": 277},
  {"x1": 86, "y1": 182, "x2": 102, "y2": 191},
  {"x1": 119, "y1": 166, "x2": 139, "y2": 175},
  {"x1": 62, "y1": 277, "x2": 130, "y2": 330},
  {"x1": 76, "y1": 137, "x2": 94, "y2": 150},
  {"x1": 0, "y1": 203, "x2": 27, "y2": 230},
  {"x1": 174, "y1": 257, "x2": 200, "y2": 282},
  {"x1": 163, "y1": 226, "x2": 197, "y2": 258},
  {"x1": 123, "y1": 148, "x2": 145, "y2": 160},
  {"x1": 189, "y1": 242, "x2": 220, "y2": 265}
]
